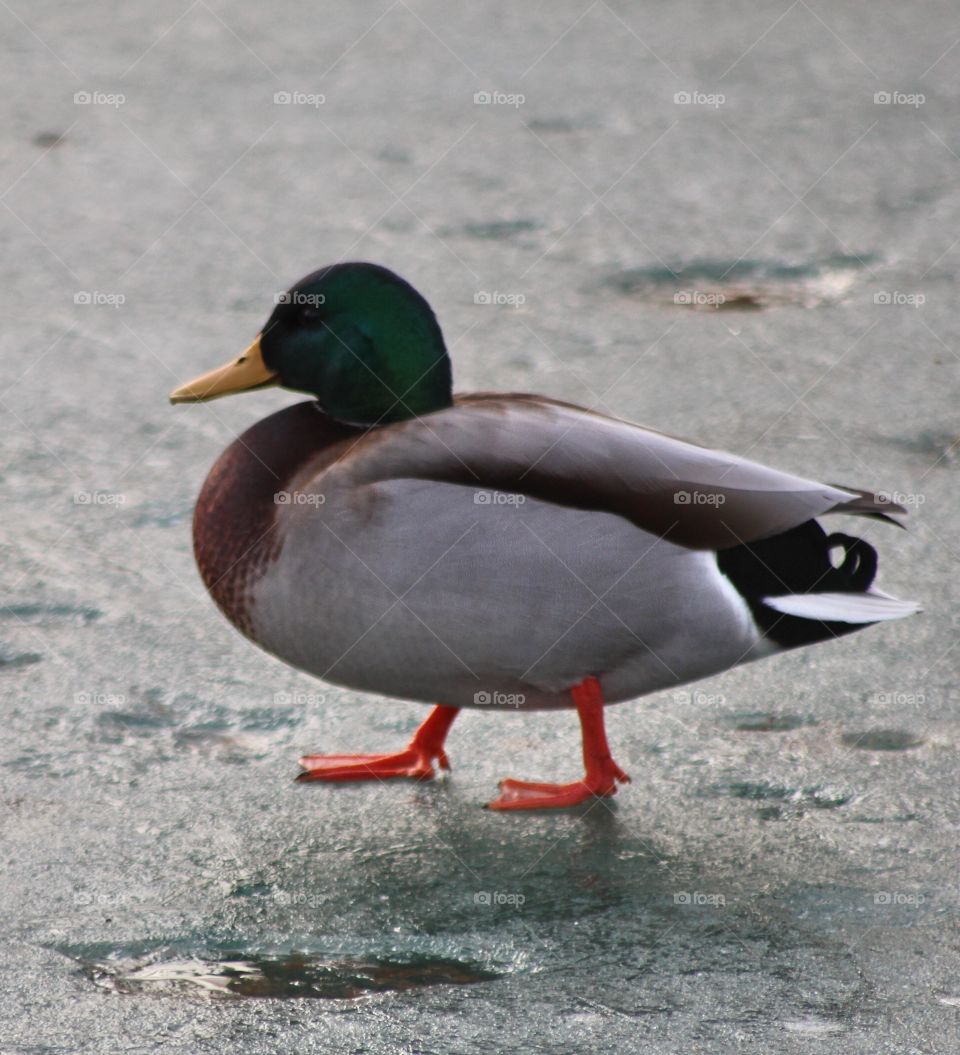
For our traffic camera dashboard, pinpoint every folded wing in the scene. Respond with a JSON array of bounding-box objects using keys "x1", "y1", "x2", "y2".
[{"x1": 333, "y1": 394, "x2": 906, "y2": 550}]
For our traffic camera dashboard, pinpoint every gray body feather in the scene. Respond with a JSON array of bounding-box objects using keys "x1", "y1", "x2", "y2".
[{"x1": 246, "y1": 397, "x2": 910, "y2": 710}]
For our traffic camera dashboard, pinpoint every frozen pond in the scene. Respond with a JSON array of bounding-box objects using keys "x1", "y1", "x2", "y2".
[{"x1": 2, "y1": 2, "x2": 959, "y2": 1051}]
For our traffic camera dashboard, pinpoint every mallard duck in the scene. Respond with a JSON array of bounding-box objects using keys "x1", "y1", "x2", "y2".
[{"x1": 170, "y1": 263, "x2": 919, "y2": 811}]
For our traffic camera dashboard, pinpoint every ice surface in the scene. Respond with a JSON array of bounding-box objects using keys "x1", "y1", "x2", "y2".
[{"x1": 2, "y1": 2, "x2": 957, "y2": 1052}]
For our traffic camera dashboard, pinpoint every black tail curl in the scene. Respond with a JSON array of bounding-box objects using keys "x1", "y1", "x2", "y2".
[
  {"x1": 717, "y1": 519, "x2": 881, "y2": 648},
  {"x1": 824, "y1": 532, "x2": 877, "y2": 592}
]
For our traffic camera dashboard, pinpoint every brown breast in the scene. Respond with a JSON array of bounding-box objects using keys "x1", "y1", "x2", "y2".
[{"x1": 193, "y1": 400, "x2": 361, "y2": 634}]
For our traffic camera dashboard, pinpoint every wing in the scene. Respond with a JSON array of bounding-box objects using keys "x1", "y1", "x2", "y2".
[{"x1": 322, "y1": 394, "x2": 905, "y2": 551}]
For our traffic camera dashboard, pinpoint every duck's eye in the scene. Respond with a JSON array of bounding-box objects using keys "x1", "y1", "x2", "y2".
[{"x1": 299, "y1": 305, "x2": 324, "y2": 324}]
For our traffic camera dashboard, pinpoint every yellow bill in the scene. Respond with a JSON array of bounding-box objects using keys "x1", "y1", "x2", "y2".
[{"x1": 169, "y1": 335, "x2": 279, "y2": 404}]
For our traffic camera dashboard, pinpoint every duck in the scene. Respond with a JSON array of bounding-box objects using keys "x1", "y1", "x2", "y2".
[{"x1": 170, "y1": 262, "x2": 919, "y2": 811}]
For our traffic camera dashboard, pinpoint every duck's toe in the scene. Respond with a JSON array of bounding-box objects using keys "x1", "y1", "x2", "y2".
[
  {"x1": 296, "y1": 748, "x2": 439, "y2": 783},
  {"x1": 487, "y1": 768, "x2": 628, "y2": 811},
  {"x1": 296, "y1": 704, "x2": 458, "y2": 785}
]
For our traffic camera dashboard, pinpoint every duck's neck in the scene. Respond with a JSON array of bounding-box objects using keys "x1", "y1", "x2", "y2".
[{"x1": 193, "y1": 401, "x2": 359, "y2": 633}]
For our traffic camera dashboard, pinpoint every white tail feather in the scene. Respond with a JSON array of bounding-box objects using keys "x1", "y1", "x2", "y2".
[{"x1": 763, "y1": 590, "x2": 920, "y2": 623}]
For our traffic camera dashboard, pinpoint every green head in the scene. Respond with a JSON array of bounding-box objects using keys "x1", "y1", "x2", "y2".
[{"x1": 170, "y1": 263, "x2": 453, "y2": 426}]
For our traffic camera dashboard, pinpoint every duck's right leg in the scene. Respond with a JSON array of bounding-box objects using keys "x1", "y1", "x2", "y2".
[{"x1": 296, "y1": 704, "x2": 459, "y2": 783}]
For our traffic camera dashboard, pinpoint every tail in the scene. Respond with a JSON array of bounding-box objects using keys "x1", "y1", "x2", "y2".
[{"x1": 717, "y1": 521, "x2": 919, "y2": 649}]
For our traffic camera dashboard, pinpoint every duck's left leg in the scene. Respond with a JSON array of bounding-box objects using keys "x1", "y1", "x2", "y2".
[
  {"x1": 488, "y1": 676, "x2": 630, "y2": 811},
  {"x1": 297, "y1": 704, "x2": 459, "y2": 783}
]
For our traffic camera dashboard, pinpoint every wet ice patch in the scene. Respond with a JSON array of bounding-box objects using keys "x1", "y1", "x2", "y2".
[
  {"x1": 602, "y1": 254, "x2": 877, "y2": 310},
  {"x1": 0, "y1": 648, "x2": 43, "y2": 669},
  {"x1": 90, "y1": 691, "x2": 282, "y2": 761},
  {"x1": 525, "y1": 116, "x2": 598, "y2": 133},
  {"x1": 0, "y1": 603, "x2": 102, "y2": 626},
  {"x1": 705, "y1": 781, "x2": 854, "y2": 819},
  {"x1": 779, "y1": 882, "x2": 937, "y2": 928},
  {"x1": 460, "y1": 219, "x2": 541, "y2": 241},
  {"x1": 34, "y1": 130, "x2": 67, "y2": 148},
  {"x1": 783, "y1": 1016, "x2": 846, "y2": 1035},
  {"x1": 710, "y1": 781, "x2": 853, "y2": 809},
  {"x1": 883, "y1": 428, "x2": 959, "y2": 465},
  {"x1": 129, "y1": 502, "x2": 191, "y2": 528},
  {"x1": 80, "y1": 949, "x2": 500, "y2": 999},
  {"x1": 727, "y1": 712, "x2": 818, "y2": 732},
  {"x1": 841, "y1": 729, "x2": 924, "y2": 750}
]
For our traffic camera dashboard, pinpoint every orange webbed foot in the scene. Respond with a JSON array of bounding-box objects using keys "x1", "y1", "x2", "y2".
[
  {"x1": 297, "y1": 747, "x2": 446, "y2": 783},
  {"x1": 296, "y1": 704, "x2": 458, "y2": 785},
  {"x1": 487, "y1": 677, "x2": 630, "y2": 812}
]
